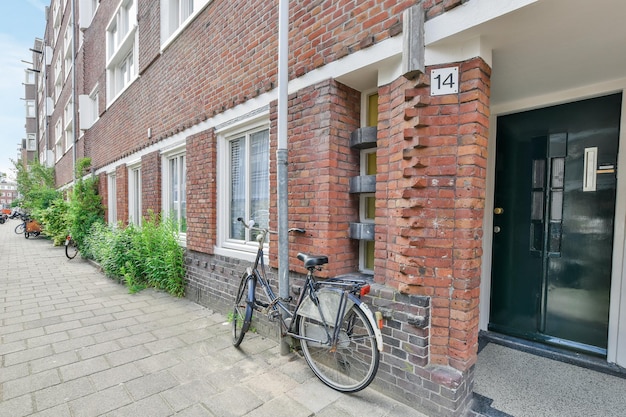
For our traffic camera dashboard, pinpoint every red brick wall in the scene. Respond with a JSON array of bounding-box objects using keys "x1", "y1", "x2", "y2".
[
  {"x1": 378, "y1": 57, "x2": 490, "y2": 372},
  {"x1": 268, "y1": 79, "x2": 361, "y2": 276},
  {"x1": 141, "y1": 151, "x2": 161, "y2": 218},
  {"x1": 115, "y1": 164, "x2": 129, "y2": 225},
  {"x1": 186, "y1": 129, "x2": 217, "y2": 254},
  {"x1": 78, "y1": 0, "x2": 471, "y2": 174},
  {"x1": 98, "y1": 172, "x2": 108, "y2": 221}
]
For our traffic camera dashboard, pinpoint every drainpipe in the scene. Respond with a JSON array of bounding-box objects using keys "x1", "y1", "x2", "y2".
[
  {"x1": 70, "y1": 0, "x2": 77, "y2": 181},
  {"x1": 277, "y1": 0, "x2": 290, "y2": 355}
]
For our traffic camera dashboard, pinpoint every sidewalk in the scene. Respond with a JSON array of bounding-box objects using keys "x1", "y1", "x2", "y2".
[{"x1": 0, "y1": 221, "x2": 428, "y2": 417}]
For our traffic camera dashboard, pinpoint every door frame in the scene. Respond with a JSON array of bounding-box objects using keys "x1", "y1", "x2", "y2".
[{"x1": 480, "y1": 78, "x2": 626, "y2": 367}]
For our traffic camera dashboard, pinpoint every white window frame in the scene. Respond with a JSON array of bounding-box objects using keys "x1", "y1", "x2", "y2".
[
  {"x1": 25, "y1": 100, "x2": 36, "y2": 118},
  {"x1": 64, "y1": 99, "x2": 73, "y2": 151},
  {"x1": 55, "y1": 120, "x2": 63, "y2": 161},
  {"x1": 54, "y1": 54, "x2": 63, "y2": 102},
  {"x1": 160, "y1": 0, "x2": 212, "y2": 49},
  {"x1": 128, "y1": 163, "x2": 142, "y2": 226},
  {"x1": 162, "y1": 144, "x2": 187, "y2": 240},
  {"x1": 216, "y1": 116, "x2": 270, "y2": 260},
  {"x1": 63, "y1": 25, "x2": 72, "y2": 81},
  {"x1": 27, "y1": 134, "x2": 37, "y2": 151},
  {"x1": 108, "y1": 173, "x2": 117, "y2": 225},
  {"x1": 106, "y1": 0, "x2": 138, "y2": 106}
]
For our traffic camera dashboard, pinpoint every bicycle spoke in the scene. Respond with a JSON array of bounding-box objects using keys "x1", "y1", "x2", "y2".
[{"x1": 299, "y1": 303, "x2": 379, "y2": 392}]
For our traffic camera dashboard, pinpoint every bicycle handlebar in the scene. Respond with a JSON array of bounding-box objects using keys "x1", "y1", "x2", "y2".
[{"x1": 237, "y1": 217, "x2": 305, "y2": 234}]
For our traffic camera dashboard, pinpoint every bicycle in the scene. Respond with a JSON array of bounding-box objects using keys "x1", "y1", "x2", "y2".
[
  {"x1": 65, "y1": 234, "x2": 78, "y2": 259},
  {"x1": 14, "y1": 213, "x2": 28, "y2": 235},
  {"x1": 232, "y1": 217, "x2": 383, "y2": 392}
]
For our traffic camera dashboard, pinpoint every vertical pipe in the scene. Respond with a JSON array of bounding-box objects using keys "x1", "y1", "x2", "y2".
[
  {"x1": 277, "y1": 0, "x2": 290, "y2": 355},
  {"x1": 71, "y1": 0, "x2": 77, "y2": 180}
]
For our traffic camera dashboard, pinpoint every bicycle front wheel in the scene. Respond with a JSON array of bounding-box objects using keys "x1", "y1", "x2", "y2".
[
  {"x1": 299, "y1": 301, "x2": 379, "y2": 392},
  {"x1": 15, "y1": 223, "x2": 25, "y2": 234},
  {"x1": 232, "y1": 272, "x2": 254, "y2": 347},
  {"x1": 65, "y1": 239, "x2": 78, "y2": 259}
]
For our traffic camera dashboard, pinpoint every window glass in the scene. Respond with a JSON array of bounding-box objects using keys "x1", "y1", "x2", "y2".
[
  {"x1": 167, "y1": 154, "x2": 186, "y2": 233},
  {"x1": 228, "y1": 128, "x2": 269, "y2": 243}
]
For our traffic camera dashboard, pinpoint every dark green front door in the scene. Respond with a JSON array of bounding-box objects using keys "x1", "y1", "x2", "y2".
[{"x1": 490, "y1": 93, "x2": 622, "y2": 355}]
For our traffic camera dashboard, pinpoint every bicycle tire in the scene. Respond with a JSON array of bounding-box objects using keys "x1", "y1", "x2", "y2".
[
  {"x1": 299, "y1": 300, "x2": 379, "y2": 392},
  {"x1": 65, "y1": 239, "x2": 79, "y2": 259},
  {"x1": 15, "y1": 223, "x2": 25, "y2": 234},
  {"x1": 232, "y1": 272, "x2": 254, "y2": 347}
]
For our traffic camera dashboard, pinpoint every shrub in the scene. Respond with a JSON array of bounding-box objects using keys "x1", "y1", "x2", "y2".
[
  {"x1": 38, "y1": 198, "x2": 70, "y2": 245},
  {"x1": 83, "y1": 213, "x2": 186, "y2": 297}
]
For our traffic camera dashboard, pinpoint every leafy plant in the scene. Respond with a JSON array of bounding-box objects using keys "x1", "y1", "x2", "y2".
[
  {"x1": 38, "y1": 198, "x2": 70, "y2": 245},
  {"x1": 82, "y1": 212, "x2": 186, "y2": 297},
  {"x1": 67, "y1": 158, "x2": 104, "y2": 250},
  {"x1": 12, "y1": 159, "x2": 60, "y2": 218}
]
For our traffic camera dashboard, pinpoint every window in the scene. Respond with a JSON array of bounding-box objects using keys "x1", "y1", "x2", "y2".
[
  {"x1": 54, "y1": 54, "x2": 63, "y2": 102},
  {"x1": 25, "y1": 100, "x2": 36, "y2": 118},
  {"x1": 160, "y1": 0, "x2": 212, "y2": 47},
  {"x1": 25, "y1": 69, "x2": 36, "y2": 84},
  {"x1": 64, "y1": 25, "x2": 73, "y2": 79},
  {"x1": 52, "y1": 0, "x2": 61, "y2": 42},
  {"x1": 64, "y1": 100, "x2": 73, "y2": 151},
  {"x1": 359, "y1": 92, "x2": 378, "y2": 274},
  {"x1": 164, "y1": 152, "x2": 186, "y2": 234},
  {"x1": 106, "y1": 0, "x2": 137, "y2": 104},
  {"x1": 128, "y1": 165, "x2": 142, "y2": 225},
  {"x1": 55, "y1": 120, "x2": 63, "y2": 160},
  {"x1": 226, "y1": 127, "x2": 270, "y2": 246},
  {"x1": 108, "y1": 174, "x2": 117, "y2": 224},
  {"x1": 27, "y1": 134, "x2": 36, "y2": 151}
]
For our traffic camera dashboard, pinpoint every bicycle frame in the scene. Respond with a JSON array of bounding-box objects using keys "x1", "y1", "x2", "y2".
[{"x1": 237, "y1": 217, "x2": 383, "y2": 352}]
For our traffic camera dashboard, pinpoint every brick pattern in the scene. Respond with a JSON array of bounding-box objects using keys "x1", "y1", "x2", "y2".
[
  {"x1": 140, "y1": 151, "x2": 161, "y2": 218},
  {"x1": 73, "y1": 0, "x2": 470, "y2": 174},
  {"x1": 268, "y1": 79, "x2": 361, "y2": 276},
  {"x1": 98, "y1": 172, "x2": 108, "y2": 222},
  {"x1": 186, "y1": 129, "x2": 217, "y2": 254},
  {"x1": 115, "y1": 164, "x2": 128, "y2": 225}
]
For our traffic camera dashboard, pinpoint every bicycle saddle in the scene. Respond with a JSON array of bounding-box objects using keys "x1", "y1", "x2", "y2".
[{"x1": 297, "y1": 253, "x2": 328, "y2": 269}]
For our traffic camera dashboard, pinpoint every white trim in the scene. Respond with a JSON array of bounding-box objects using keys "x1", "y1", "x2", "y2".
[
  {"x1": 425, "y1": 0, "x2": 537, "y2": 46},
  {"x1": 215, "y1": 116, "x2": 270, "y2": 260}
]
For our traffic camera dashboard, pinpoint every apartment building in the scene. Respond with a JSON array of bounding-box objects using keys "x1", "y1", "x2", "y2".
[
  {"x1": 34, "y1": 0, "x2": 625, "y2": 416},
  {"x1": 0, "y1": 179, "x2": 18, "y2": 209}
]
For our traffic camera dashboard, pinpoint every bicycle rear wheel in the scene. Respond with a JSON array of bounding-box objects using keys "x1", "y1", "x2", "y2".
[
  {"x1": 65, "y1": 239, "x2": 78, "y2": 259},
  {"x1": 298, "y1": 301, "x2": 379, "y2": 392},
  {"x1": 232, "y1": 272, "x2": 254, "y2": 347},
  {"x1": 15, "y1": 223, "x2": 25, "y2": 234}
]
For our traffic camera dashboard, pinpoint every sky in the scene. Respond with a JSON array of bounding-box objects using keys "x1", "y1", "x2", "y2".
[{"x1": 0, "y1": 0, "x2": 47, "y2": 179}]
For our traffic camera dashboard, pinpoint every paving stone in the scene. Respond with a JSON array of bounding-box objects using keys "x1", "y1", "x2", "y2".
[
  {"x1": 89, "y1": 363, "x2": 144, "y2": 390},
  {"x1": 124, "y1": 370, "x2": 179, "y2": 400},
  {"x1": 59, "y1": 356, "x2": 110, "y2": 381},
  {"x1": 34, "y1": 377, "x2": 95, "y2": 410},
  {"x1": 0, "y1": 394, "x2": 33, "y2": 417},
  {"x1": 2, "y1": 369, "x2": 61, "y2": 400},
  {"x1": 68, "y1": 385, "x2": 133, "y2": 417},
  {"x1": 105, "y1": 394, "x2": 174, "y2": 417},
  {"x1": 203, "y1": 385, "x2": 264, "y2": 417}
]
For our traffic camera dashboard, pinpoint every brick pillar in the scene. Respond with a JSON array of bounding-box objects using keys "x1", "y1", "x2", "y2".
[
  {"x1": 376, "y1": 57, "x2": 490, "y2": 416},
  {"x1": 98, "y1": 172, "x2": 108, "y2": 222},
  {"x1": 270, "y1": 78, "x2": 361, "y2": 276},
  {"x1": 141, "y1": 151, "x2": 162, "y2": 218},
  {"x1": 115, "y1": 164, "x2": 128, "y2": 225},
  {"x1": 186, "y1": 129, "x2": 216, "y2": 254}
]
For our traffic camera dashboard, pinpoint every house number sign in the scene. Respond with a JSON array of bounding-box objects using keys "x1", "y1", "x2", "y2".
[{"x1": 430, "y1": 67, "x2": 459, "y2": 96}]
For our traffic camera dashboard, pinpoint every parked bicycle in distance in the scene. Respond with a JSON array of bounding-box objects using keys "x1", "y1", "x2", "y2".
[
  {"x1": 65, "y1": 234, "x2": 78, "y2": 259},
  {"x1": 232, "y1": 217, "x2": 383, "y2": 392},
  {"x1": 13, "y1": 212, "x2": 41, "y2": 238}
]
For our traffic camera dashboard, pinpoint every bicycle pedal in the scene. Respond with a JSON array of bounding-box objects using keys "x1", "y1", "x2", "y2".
[
  {"x1": 268, "y1": 310, "x2": 281, "y2": 321},
  {"x1": 279, "y1": 296, "x2": 292, "y2": 303}
]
